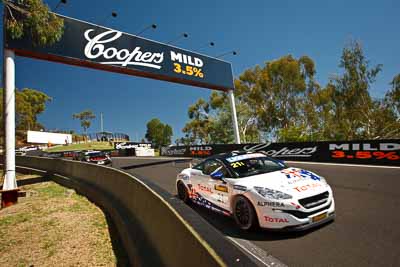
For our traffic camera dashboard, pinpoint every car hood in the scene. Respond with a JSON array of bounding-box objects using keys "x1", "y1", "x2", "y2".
[{"x1": 228, "y1": 167, "x2": 329, "y2": 198}]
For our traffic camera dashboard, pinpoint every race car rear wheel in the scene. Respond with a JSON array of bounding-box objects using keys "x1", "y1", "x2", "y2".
[
  {"x1": 177, "y1": 182, "x2": 190, "y2": 203},
  {"x1": 233, "y1": 196, "x2": 258, "y2": 231}
]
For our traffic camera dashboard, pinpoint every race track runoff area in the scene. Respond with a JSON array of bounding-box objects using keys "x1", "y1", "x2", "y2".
[{"x1": 112, "y1": 157, "x2": 400, "y2": 267}]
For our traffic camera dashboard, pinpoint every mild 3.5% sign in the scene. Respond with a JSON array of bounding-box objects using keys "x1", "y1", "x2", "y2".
[
  {"x1": 173, "y1": 64, "x2": 204, "y2": 78},
  {"x1": 171, "y1": 51, "x2": 205, "y2": 78}
]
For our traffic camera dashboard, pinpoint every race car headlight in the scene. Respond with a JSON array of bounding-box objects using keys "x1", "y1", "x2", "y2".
[
  {"x1": 254, "y1": 187, "x2": 292, "y2": 200},
  {"x1": 178, "y1": 174, "x2": 189, "y2": 180}
]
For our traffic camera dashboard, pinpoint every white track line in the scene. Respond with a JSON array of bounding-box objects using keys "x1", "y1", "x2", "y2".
[
  {"x1": 286, "y1": 161, "x2": 400, "y2": 169},
  {"x1": 227, "y1": 236, "x2": 286, "y2": 267}
]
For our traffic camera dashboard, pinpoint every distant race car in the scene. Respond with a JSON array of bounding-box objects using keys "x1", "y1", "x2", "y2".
[
  {"x1": 176, "y1": 151, "x2": 335, "y2": 231},
  {"x1": 18, "y1": 145, "x2": 39, "y2": 152},
  {"x1": 75, "y1": 150, "x2": 112, "y2": 165}
]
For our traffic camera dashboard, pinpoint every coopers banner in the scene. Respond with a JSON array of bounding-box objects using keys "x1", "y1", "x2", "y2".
[
  {"x1": 5, "y1": 14, "x2": 234, "y2": 91},
  {"x1": 114, "y1": 142, "x2": 152, "y2": 150},
  {"x1": 161, "y1": 139, "x2": 400, "y2": 166}
]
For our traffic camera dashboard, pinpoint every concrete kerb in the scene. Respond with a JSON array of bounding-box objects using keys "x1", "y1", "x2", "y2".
[{"x1": 15, "y1": 156, "x2": 256, "y2": 267}]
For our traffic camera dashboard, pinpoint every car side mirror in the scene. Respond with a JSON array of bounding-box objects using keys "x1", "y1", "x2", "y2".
[{"x1": 210, "y1": 170, "x2": 224, "y2": 180}]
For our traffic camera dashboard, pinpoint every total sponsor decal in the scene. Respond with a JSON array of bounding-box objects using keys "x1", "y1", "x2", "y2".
[
  {"x1": 264, "y1": 216, "x2": 289, "y2": 223},
  {"x1": 197, "y1": 184, "x2": 212, "y2": 193},
  {"x1": 293, "y1": 183, "x2": 322, "y2": 192},
  {"x1": 257, "y1": 201, "x2": 285, "y2": 208}
]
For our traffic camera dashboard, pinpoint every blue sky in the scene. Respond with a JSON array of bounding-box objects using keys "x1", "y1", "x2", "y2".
[{"x1": 1, "y1": 0, "x2": 399, "y2": 142}]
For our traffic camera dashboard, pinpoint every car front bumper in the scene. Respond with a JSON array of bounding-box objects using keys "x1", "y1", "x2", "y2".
[
  {"x1": 258, "y1": 197, "x2": 336, "y2": 231},
  {"x1": 265, "y1": 211, "x2": 335, "y2": 232}
]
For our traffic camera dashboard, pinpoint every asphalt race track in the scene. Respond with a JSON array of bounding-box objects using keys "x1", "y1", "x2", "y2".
[{"x1": 112, "y1": 157, "x2": 400, "y2": 266}]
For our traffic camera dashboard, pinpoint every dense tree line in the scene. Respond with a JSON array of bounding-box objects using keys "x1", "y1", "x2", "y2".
[
  {"x1": 180, "y1": 41, "x2": 400, "y2": 144},
  {"x1": 145, "y1": 118, "x2": 173, "y2": 149},
  {"x1": 0, "y1": 88, "x2": 51, "y2": 142}
]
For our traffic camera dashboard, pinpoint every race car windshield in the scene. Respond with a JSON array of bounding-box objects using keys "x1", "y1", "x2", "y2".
[{"x1": 226, "y1": 156, "x2": 285, "y2": 178}]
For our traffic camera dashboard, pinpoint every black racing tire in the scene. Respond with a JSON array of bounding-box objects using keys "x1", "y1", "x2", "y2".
[
  {"x1": 233, "y1": 196, "x2": 259, "y2": 231},
  {"x1": 177, "y1": 182, "x2": 190, "y2": 203}
]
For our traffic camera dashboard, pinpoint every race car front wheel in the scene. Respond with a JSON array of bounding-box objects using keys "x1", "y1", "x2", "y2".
[
  {"x1": 177, "y1": 182, "x2": 190, "y2": 203},
  {"x1": 233, "y1": 196, "x2": 258, "y2": 231}
]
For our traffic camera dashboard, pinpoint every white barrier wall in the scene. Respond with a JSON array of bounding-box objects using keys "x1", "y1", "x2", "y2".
[{"x1": 27, "y1": 131, "x2": 72, "y2": 145}]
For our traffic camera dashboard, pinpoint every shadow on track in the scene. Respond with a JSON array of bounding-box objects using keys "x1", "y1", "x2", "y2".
[
  {"x1": 185, "y1": 198, "x2": 334, "y2": 241},
  {"x1": 120, "y1": 159, "x2": 192, "y2": 170}
]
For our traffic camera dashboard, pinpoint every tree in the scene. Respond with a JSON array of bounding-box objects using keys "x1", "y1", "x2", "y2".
[
  {"x1": 386, "y1": 74, "x2": 400, "y2": 117},
  {"x1": 72, "y1": 110, "x2": 96, "y2": 134},
  {"x1": 3, "y1": 0, "x2": 64, "y2": 46},
  {"x1": 182, "y1": 55, "x2": 319, "y2": 144},
  {"x1": 182, "y1": 98, "x2": 213, "y2": 144},
  {"x1": 377, "y1": 73, "x2": 400, "y2": 138},
  {"x1": 162, "y1": 124, "x2": 173, "y2": 147},
  {"x1": 256, "y1": 55, "x2": 318, "y2": 141},
  {"x1": 1, "y1": 87, "x2": 51, "y2": 144},
  {"x1": 0, "y1": 87, "x2": 51, "y2": 131},
  {"x1": 145, "y1": 118, "x2": 173, "y2": 148},
  {"x1": 182, "y1": 43, "x2": 397, "y2": 143},
  {"x1": 327, "y1": 40, "x2": 382, "y2": 140}
]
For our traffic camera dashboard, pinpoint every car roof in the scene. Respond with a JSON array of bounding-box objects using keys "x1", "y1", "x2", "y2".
[{"x1": 203, "y1": 150, "x2": 265, "y2": 162}]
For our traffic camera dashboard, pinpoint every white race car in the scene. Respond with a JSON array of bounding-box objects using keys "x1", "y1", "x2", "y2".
[{"x1": 176, "y1": 151, "x2": 335, "y2": 231}]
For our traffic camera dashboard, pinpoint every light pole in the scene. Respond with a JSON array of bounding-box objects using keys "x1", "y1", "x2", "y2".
[
  {"x1": 228, "y1": 90, "x2": 241, "y2": 144},
  {"x1": 216, "y1": 50, "x2": 239, "y2": 143},
  {"x1": 100, "y1": 112, "x2": 104, "y2": 132},
  {"x1": 1, "y1": 49, "x2": 18, "y2": 208}
]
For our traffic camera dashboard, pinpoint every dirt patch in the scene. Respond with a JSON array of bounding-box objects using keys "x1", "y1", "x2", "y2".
[{"x1": 0, "y1": 175, "x2": 121, "y2": 266}]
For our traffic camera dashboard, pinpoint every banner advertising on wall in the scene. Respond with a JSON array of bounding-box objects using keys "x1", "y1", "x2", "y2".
[
  {"x1": 161, "y1": 140, "x2": 400, "y2": 166},
  {"x1": 114, "y1": 142, "x2": 152, "y2": 150},
  {"x1": 5, "y1": 14, "x2": 234, "y2": 91},
  {"x1": 27, "y1": 130, "x2": 72, "y2": 145}
]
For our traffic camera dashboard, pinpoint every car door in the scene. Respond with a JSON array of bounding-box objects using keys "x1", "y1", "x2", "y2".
[
  {"x1": 189, "y1": 161, "x2": 213, "y2": 200},
  {"x1": 190, "y1": 160, "x2": 230, "y2": 213},
  {"x1": 206, "y1": 160, "x2": 231, "y2": 212}
]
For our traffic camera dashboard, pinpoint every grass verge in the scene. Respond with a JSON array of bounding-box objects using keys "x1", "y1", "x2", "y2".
[
  {"x1": 0, "y1": 174, "x2": 120, "y2": 266},
  {"x1": 45, "y1": 142, "x2": 114, "y2": 152}
]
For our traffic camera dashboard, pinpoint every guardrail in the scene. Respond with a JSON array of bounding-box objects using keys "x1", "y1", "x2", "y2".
[
  {"x1": 161, "y1": 140, "x2": 400, "y2": 166},
  {"x1": 14, "y1": 156, "x2": 255, "y2": 267}
]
